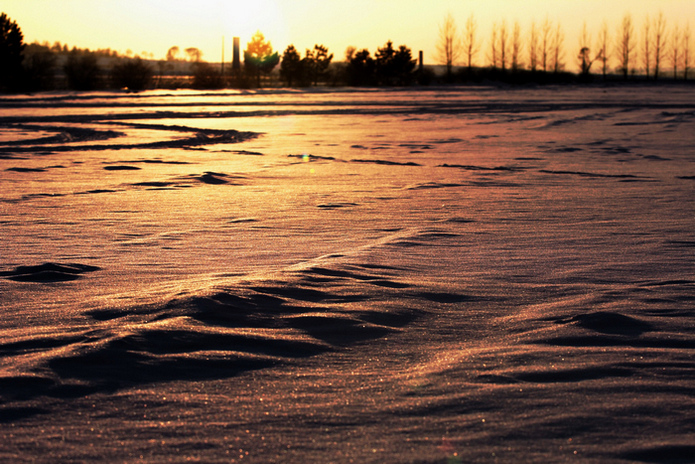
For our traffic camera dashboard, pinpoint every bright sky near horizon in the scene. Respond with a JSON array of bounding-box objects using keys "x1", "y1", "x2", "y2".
[{"x1": 3, "y1": 0, "x2": 694, "y2": 68}]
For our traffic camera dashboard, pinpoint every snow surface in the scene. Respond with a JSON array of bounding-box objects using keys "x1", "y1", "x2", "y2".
[{"x1": 1, "y1": 86, "x2": 694, "y2": 463}]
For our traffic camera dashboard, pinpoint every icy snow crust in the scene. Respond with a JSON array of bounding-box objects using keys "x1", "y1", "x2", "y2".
[{"x1": 1, "y1": 86, "x2": 694, "y2": 462}]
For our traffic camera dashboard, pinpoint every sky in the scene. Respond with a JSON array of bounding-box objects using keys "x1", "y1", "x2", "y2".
[{"x1": 3, "y1": 0, "x2": 695, "y2": 68}]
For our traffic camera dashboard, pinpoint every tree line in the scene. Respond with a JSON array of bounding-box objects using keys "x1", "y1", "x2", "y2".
[
  {"x1": 0, "y1": 13, "x2": 419, "y2": 92},
  {"x1": 2, "y1": 11, "x2": 693, "y2": 93},
  {"x1": 437, "y1": 11, "x2": 692, "y2": 82}
]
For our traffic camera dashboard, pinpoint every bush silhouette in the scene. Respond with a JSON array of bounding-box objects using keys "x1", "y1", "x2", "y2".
[
  {"x1": 64, "y1": 51, "x2": 101, "y2": 90},
  {"x1": 192, "y1": 62, "x2": 224, "y2": 89},
  {"x1": 111, "y1": 57, "x2": 152, "y2": 91}
]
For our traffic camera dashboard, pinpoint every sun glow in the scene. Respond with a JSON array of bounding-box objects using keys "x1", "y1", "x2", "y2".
[
  {"x1": 216, "y1": 0, "x2": 289, "y2": 57},
  {"x1": 4, "y1": 0, "x2": 695, "y2": 65}
]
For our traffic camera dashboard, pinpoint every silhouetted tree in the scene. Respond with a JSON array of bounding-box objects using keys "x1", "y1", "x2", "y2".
[
  {"x1": 185, "y1": 47, "x2": 202, "y2": 62},
  {"x1": 528, "y1": 21, "x2": 539, "y2": 72},
  {"x1": 436, "y1": 12, "x2": 462, "y2": 80},
  {"x1": 642, "y1": 15, "x2": 652, "y2": 78},
  {"x1": 345, "y1": 47, "x2": 375, "y2": 86},
  {"x1": 0, "y1": 13, "x2": 25, "y2": 91},
  {"x1": 498, "y1": 20, "x2": 509, "y2": 70},
  {"x1": 511, "y1": 21, "x2": 523, "y2": 72},
  {"x1": 684, "y1": 22, "x2": 692, "y2": 80},
  {"x1": 541, "y1": 17, "x2": 552, "y2": 72},
  {"x1": 166, "y1": 46, "x2": 180, "y2": 61},
  {"x1": 280, "y1": 44, "x2": 302, "y2": 86},
  {"x1": 578, "y1": 22, "x2": 594, "y2": 77},
  {"x1": 308, "y1": 44, "x2": 333, "y2": 85},
  {"x1": 551, "y1": 23, "x2": 565, "y2": 73},
  {"x1": 597, "y1": 21, "x2": 610, "y2": 78},
  {"x1": 111, "y1": 57, "x2": 152, "y2": 91},
  {"x1": 243, "y1": 31, "x2": 279, "y2": 87},
  {"x1": 670, "y1": 23, "x2": 681, "y2": 79},
  {"x1": 488, "y1": 22, "x2": 498, "y2": 68},
  {"x1": 294, "y1": 44, "x2": 334, "y2": 86},
  {"x1": 653, "y1": 12, "x2": 666, "y2": 79},
  {"x1": 617, "y1": 14, "x2": 635, "y2": 79},
  {"x1": 374, "y1": 41, "x2": 416, "y2": 85},
  {"x1": 463, "y1": 14, "x2": 479, "y2": 72},
  {"x1": 64, "y1": 50, "x2": 101, "y2": 90}
]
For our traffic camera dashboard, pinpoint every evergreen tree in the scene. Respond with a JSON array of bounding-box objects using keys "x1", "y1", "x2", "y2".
[
  {"x1": 244, "y1": 31, "x2": 279, "y2": 87},
  {"x1": 280, "y1": 45, "x2": 302, "y2": 86},
  {"x1": 0, "y1": 13, "x2": 25, "y2": 91},
  {"x1": 345, "y1": 48, "x2": 375, "y2": 86}
]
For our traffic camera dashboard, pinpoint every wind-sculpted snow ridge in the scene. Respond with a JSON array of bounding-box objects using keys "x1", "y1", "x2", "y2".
[
  {"x1": 0, "y1": 262, "x2": 445, "y2": 402},
  {"x1": 0, "y1": 124, "x2": 258, "y2": 154},
  {"x1": 0, "y1": 263, "x2": 101, "y2": 282}
]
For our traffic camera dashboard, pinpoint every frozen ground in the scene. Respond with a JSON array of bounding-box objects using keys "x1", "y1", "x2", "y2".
[{"x1": 1, "y1": 86, "x2": 694, "y2": 463}]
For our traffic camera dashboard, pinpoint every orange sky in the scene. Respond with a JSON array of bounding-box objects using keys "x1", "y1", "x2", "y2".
[{"x1": 3, "y1": 0, "x2": 694, "y2": 69}]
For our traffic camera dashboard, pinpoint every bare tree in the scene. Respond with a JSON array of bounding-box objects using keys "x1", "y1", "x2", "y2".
[
  {"x1": 670, "y1": 23, "x2": 680, "y2": 78},
  {"x1": 166, "y1": 46, "x2": 180, "y2": 61},
  {"x1": 437, "y1": 12, "x2": 462, "y2": 79},
  {"x1": 551, "y1": 23, "x2": 565, "y2": 73},
  {"x1": 578, "y1": 22, "x2": 592, "y2": 75},
  {"x1": 653, "y1": 12, "x2": 667, "y2": 79},
  {"x1": 642, "y1": 15, "x2": 652, "y2": 78},
  {"x1": 489, "y1": 22, "x2": 498, "y2": 68},
  {"x1": 541, "y1": 17, "x2": 552, "y2": 72},
  {"x1": 462, "y1": 14, "x2": 479, "y2": 71},
  {"x1": 511, "y1": 21, "x2": 523, "y2": 72},
  {"x1": 617, "y1": 14, "x2": 635, "y2": 79},
  {"x1": 528, "y1": 21, "x2": 539, "y2": 72},
  {"x1": 499, "y1": 19, "x2": 509, "y2": 70},
  {"x1": 597, "y1": 20, "x2": 610, "y2": 78},
  {"x1": 684, "y1": 22, "x2": 692, "y2": 80},
  {"x1": 185, "y1": 47, "x2": 202, "y2": 62}
]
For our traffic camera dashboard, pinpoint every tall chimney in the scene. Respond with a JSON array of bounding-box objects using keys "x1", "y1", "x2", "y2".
[{"x1": 232, "y1": 37, "x2": 241, "y2": 72}]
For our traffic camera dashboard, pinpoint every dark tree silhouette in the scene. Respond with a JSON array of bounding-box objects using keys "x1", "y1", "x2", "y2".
[
  {"x1": 463, "y1": 14, "x2": 479, "y2": 72},
  {"x1": 653, "y1": 12, "x2": 666, "y2": 79},
  {"x1": 306, "y1": 44, "x2": 333, "y2": 86},
  {"x1": 671, "y1": 23, "x2": 681, "y2": 79},
  {"x1": 498, "y1": 20, "x2": 508, "y2": 70},
  {"x1": 244, "y1": 31, "x2": 279, "y2": 87},
  {"x1": 511, "y1": 21, "x2": 522, "y2": 72},
  {"x1": 551, "y1": 23, "x2": 565, "y2": 73},
  {"x1": 541, "y1": 17, "x2": 552, "y2": 72},
  {"x1": 345, "y1": 47, "x2": 375, "y2": 86},
  {"x1": 111, "y1": 57, "x2": 153, "y2": 91},
  {"x1": 577, "y1": 23, "x2": 596, "y2": 77},
  {"x1": 597, "y1": 21, "x2": 610, "y2": 78},
  {"x1": 0, "y1": 13, "x2": 25, "y2": 91},
  {"x1": 280, "y1": 45, "x2": 302, "y2": 86},
  {"x1": 684, "y1": 23, "x2": 692, "y2": 80},
  {"x1": 375, "y1": 41, "x2": 415, "y2": 85},
  {"x1": 528, "y1": 21, "x2": 539, "y2": 72},
  {"x1": 617, "y1": 14, "x2": 635, "y2": 79},
  {"x1": 642, "y1": 15, "x2": 652, "y2": 78}
]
